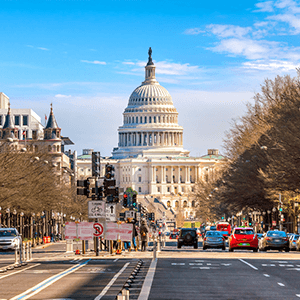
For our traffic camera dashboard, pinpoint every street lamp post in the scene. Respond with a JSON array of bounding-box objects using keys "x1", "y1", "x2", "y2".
[
  {"x1": 267, "y1": 210, "x2": 271, "y2": 231},
  {"x1": 6, "y1": 208, "x2": 10, "y2": 228}
]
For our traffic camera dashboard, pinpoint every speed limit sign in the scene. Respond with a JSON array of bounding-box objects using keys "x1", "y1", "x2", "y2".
[{"x1": 93, "y1": 223, "x2": 104, "y2": 237}]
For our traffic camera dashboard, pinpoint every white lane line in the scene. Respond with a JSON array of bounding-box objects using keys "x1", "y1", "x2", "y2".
[
  {"x1": 10, "y1": 260, "x2": 90, "y2": 300},
  {"x1": 296, "y1": 294, "x2": 300, "y2": 297},
  {"x1": 138, "y1": 259, "x2": 157, "y2": 300},
  {"x1": 239, "y1": 259, "x2": 258, "y2": 270},
  {"x1": 264, "y1": 274, "x2": 270, "y2": 277},
  {"x1": 94, "y1": 262, "x2": 130, "y2": 300},
  {"x1": 0, "y1": 264, "x2": 40, "y2": 280},
  {"x1": 113, "y1": 258, "x2": 119, "y2": 262},
  {"x1": 278, "y1": 283, "x2": 285, "y2": 287},
  {"x1": 171, "y1": 263, "x2": 185, "y2": 265}
]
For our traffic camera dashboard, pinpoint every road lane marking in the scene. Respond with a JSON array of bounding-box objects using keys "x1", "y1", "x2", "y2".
[
  {"x1": 264, "y1": 274, "x2": 270, "y2": 277},
  {"x1": 171, "y1": 263, "x2": 185, "y2": 265},
  {"x1": 113, "y1": 258, "x2": 119, "y2": 262},
  {"x1": 296, "y1": 294, "x2": 300, "y2": 297},
  {"x1": 138, "y1": 259, "x2": 157, "y2": 300},
  {"x1": 239, "y1": 259, "x2": 258, "y2": 270},
  {"x1": 94, "y1": 262, "x2": 130, "y2": 300},
  {"x1": 10, "y1": 259, "x2": 90, "y2": 300},
  {"x1": 278, "y1": 283, "x2": 285, "y2": 286},
  {"x1": 0, "y1": 264, "x2": 40, "y2": 280},
  {"x1": 189, "y1": 263, "x2": 203, "y2": 265},
  {"x1": 262, "y1": 264, "x2": 275, "y2": 266}
]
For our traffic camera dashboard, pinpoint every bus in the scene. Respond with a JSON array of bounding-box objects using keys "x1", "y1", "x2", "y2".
[{"x1": 216, "y1": 222, "x2": 231, "y2": 238}]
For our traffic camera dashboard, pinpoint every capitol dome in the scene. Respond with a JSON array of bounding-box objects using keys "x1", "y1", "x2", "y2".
[{"x1": 112, "y1": 48, "x2": 189, "y2": 159}]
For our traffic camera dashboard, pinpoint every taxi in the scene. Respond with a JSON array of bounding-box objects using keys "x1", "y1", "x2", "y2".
[{"x1": 228, "y1": 227, "x2": 258, "y2": 252}]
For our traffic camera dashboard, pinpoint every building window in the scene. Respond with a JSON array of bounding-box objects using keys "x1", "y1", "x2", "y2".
[
  {"x1": 158, "y1": 116, "x2": 161, "y2": 123},
  {"x1": 149, "y1": 116, "x2": 152, "y2": 123},
  {"x1": 180, "y1": 168, "x2": 182, "y2": 171},
  {"x1": 166, "y1": 168, "x2": 168, "y2": 171},
  {"x1": 167, "y1": 187, "x2": 170, "y2": 192},
  {"x1": 0, "y1": 115, "x2": 2, "y2": 125},
  {"x1": 192, "y1": 200, "x2": 195, "y2": 207},
  {"x1": 175, "y1": 201, "x2": 179, "y2": 208},
  {"x1": 32, "y1": 130, "x2": 37, "y2": 140},
  {"x1": 48, "y1": 145, "x2": 51, "y2": 152},
  {"x1": 154, "y1": 116, "x2": 156, "y2": 123},
  {"x1": 144, "y1": 116, "x2": 147, "y2": 123},
  {"x1": 139, "y1": 187, "x2": 142, "y2": 193},
  {"x1": 167, "y1": 201, "x2": 171, "y2": 207},
  {"x1": 183, "y1": 200, "x2": 187, "y2": 208},
  {"x1": 140, "y1": 116, "x2": 142, "y2": 123},
  {"x1": 138, "y1": 176, "x2": 141, "y2": 182},
  {"x1": 182, "y1": 187, "x2": 185, "y2": 192},
  {"x1": 136, "y1": 117, "x2": 138, "y2": 123},
  {"x1": 157, "y1": 187, "x2": 160, "y2": 192},
  {"x1": 14, "y1": 115, "x2": 20, "y2": 126},
  {"x1": 138, "y1": 168, "x2": 141, "y2": 171},
  {"x1": 22, "y1": 115, "x2": 28, "y2": 126}
]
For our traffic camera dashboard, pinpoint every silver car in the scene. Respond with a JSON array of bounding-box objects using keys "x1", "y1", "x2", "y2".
[
  {"x1": 0, "y1": 228, "x2": 22, "y2": 251},
  {"x1": 203, "y1": 230, "x2": 226, "y2": 250}
]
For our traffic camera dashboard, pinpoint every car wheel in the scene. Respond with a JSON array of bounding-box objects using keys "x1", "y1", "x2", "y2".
[
  {"x1": 229, "y1": 247, "x2": 233, "y2": 252},
  {"x1": 222, "y1": 246, "x2": 226, "y2": 251},
  {"x1": 194, "y1": 243, "x2": 198, "y2": 249},
  {"x1": 285, "y1": 248, "x2": 290, "y2": 252},
  {"x1": 253, "y1": 248, "x2": 258, "y2": 252},
  {"x1": 203, "y1": 246, "x2": 207, "y2": 250},
  {"x1": 177, "y1": 244, "x2": 181, "y2": 249}
]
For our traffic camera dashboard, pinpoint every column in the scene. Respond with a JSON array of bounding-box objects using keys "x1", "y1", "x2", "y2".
[
  {"x1": 185, "y1": 166, "x2": 188, "y2": 183},
  {"x1": 161, "y1": 166, "x2": 166, "y2": 183},
  {"x1": 152, "y1": 166, "x2": 156, "y2": 183},
  {"x1": 162, "y1": 132, "x2": 165, "y2": 146},
  {"x1": 135, "y1": 132, "x2": 138, "y2": 146},
  {"x1": 187, "y1": 166, "x2": 191, "y2": 183},
  {"x1": 177, "y1": 166, "x2": 181, "y2": 184},
  {"x1": 195, "y1": 166, "x2": 198, "y2": 183},
  {"x1": 171, "y1": 166, "x2": 173, "y2": 183},
  {"x1": 141, "y1": 132, "x2": 144, "y2": 146}
]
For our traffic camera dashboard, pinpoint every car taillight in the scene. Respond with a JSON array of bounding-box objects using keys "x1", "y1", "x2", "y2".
[
  {"x1": 266, "y1": 237, "x2": 271, "y2": 240},
  {"x1": 222, "y1": 237, "x2": 225, "y2": 241},
  {"x1": 204, "y1": 237, "x2": 207, "y2": 241},
  {"x1": 284, "y1": 237, "x2": 288, "y2": 241}
]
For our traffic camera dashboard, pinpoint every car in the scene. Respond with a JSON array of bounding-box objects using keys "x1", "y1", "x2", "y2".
[
  {"x1": 289, "y1": 234, "x2": 300, "y2": 251},
  {"x1": 177, "y1": 228, "x2": 198, "y2": 249},
  {"x1": 228, "y1": 227, "x2": 258, "y2": 252},
  {"x1": 169, "y1": 233, "x2": 179, "y2": 239},
  {"x1": 203, "y1": 231, "x2": 226, "y2": 250},
  {"x1": 259, "y1": 230, "x2": 289, "y2": 252},
  {"x1": 0, "y1": 228, "x2": 22, "y2": 251}
]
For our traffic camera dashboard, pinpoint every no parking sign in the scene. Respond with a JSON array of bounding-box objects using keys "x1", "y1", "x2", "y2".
[{"x1": 93, "y1": 222, "x2": 104, "y2": 237}]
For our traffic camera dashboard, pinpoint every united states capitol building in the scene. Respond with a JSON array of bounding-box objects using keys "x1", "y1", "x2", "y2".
[{"x1": 76, "y1": 48, "x2": 225, "y2": 221}]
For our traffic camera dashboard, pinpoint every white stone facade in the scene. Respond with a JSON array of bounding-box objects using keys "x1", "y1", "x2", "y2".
[{"x1": 76, "y1": 49, "x2": 225, "y2": 221}]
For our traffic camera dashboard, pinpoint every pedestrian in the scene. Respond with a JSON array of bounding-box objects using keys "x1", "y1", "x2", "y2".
[
  {"x1": 132, "y1": 222, "x2": 138, "y2": 251},
  {"x1": 140, "y1": 219, "x2": 149, "y2": 251}
]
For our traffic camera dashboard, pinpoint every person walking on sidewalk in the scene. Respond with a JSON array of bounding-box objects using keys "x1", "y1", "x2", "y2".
[{"x1": 140, "y1": 220, "x2": 149, "y2": 251}]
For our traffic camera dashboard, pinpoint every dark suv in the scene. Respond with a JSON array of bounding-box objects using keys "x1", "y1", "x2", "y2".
[{"x1": 177, "y1": 228, "x2": 198, "y2": 249}]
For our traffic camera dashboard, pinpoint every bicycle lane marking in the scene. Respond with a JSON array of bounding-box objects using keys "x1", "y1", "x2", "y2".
[
  {"x1": 10, "y1": 259, "x2": 91, "y2": 300},
  {"x1": 94, "y1": 262, "x2": 130, "y2": 300},
  {"x1": 138, "y1": 258, "x2": 157, "y2": 300}
]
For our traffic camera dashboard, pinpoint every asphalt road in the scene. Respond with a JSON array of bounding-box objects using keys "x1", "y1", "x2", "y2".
[{"x1": 1, "y1": 241, "x2": 300, "y2": 299}]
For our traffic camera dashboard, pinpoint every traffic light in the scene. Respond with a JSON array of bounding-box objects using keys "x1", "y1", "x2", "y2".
[
  {"x1": 92, "y1": 152, "x2": 101, "y2": 177},
  {"x1": 249, "y1": 217, "x2": 252, "y2": 226},
  {"x1": 105, "y1": 164, "x2": 115, "y2": 180},
  {"x1": 132, "y1": 194, "x2": 137, "y2": 207},
  {"x1": 123, "y1": 194, "x2": 128, "y2": 207},
  {"x1": 141, "y1": 205, "x2": 147, "y2": 218},
  {"x1": 77, "y1": 179, "x2": 90, "y2": 197},
  {"x1": 151, "y1": 212, "x2": 155, "y2": 221},
  {"x1": 281, "y1": 214, "x2": 285, "y2": 222}
]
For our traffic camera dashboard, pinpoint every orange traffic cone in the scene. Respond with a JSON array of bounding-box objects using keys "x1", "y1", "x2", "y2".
[{"x1": 75, "y1": 249, "x2": 80, "y2": 255}]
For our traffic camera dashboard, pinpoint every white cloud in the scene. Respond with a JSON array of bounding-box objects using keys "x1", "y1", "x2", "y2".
[
  {"x1": 122, "y1": 61, "x2": 135, "y2": 65},
  {"x1": 37, "y1": 47, "x2": 49, "y2": 51},
  {"x1": 206, "y1": 24, "x2": 252, "y2": 38},
  {"x1": 243, "y1": 59, "x2": 298, "y2": 71},
  {"x1": 55, "y1": 94, "x2": 72, "y2": 98},
  {"x1": 269, "y1": 13, "x2": 300, "y2": 33},
  {"x1": 209, "y1": 38, "x2": 279, "y2": 60},
  {"x1": 81, "y1": 60, "x2": 106, "y2": 65},
  {"x1": 254, "y1": 21, "x2": 270, "y2": 27},
  {"x1": 183, "y1": 28, "x2": 205, "y2": 35},
  {"x1": 254, "y1": 1, "x2": 274, "y2": 12}
]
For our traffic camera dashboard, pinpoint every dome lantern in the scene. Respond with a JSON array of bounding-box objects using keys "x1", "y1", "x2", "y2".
[{"x1": 142, "y1": 47, "x2": 158, "y2": 86}]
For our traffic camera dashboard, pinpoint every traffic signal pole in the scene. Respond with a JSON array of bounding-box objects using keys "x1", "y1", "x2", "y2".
[{"x1": 279, "y1": 193, "x2": 283, "y2": 231}]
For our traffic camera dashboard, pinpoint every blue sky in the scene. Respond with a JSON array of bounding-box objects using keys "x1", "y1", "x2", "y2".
[{"x1": 1, "y1": 0, "x2": 300, "y2": 157}]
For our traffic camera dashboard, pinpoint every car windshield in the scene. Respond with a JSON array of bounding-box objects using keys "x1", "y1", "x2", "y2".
[
  {"x1": 293, "y1": 234, "x2": 300, "y2": 240},
  {"x1": 206, "y1": 231, "x2": 223, "y2": 237},
  {"x1": 0, "y1": 229, "x2": 18, "y2": 237},
  {"x1": 181, "y1": 230, "x2": 196, "y2": 237},
  {"x1": 234, "y1": 229, "x2": 254, "y2": 235},
  {"x1": 210, "y1": 226, "x2": 216, "y2": 230},
  {"x1": 267, "y1": 231, "x2": 287, "y2": 237}
]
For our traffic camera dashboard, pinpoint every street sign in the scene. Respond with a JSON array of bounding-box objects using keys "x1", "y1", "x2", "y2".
[
  {"x1": 106, "y1": 203, "x2": 116, "y2": 221},
  {"x1": 88, "y1": 201, "x2": 106, "y2": 218},
  {"x1": 93, "y1": 222, "x2": 104, "y2": 237},
  {"x1": 272, "y1": 220, "x2": 276, "y2": 226},
  {"x1": 125, "y1": 210, "x2": 136, "y2": 220}
]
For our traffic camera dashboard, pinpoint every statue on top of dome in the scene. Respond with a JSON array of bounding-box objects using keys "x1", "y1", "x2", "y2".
[{"x1": 147, "y1": 47, "x2": 154, "y2": 65}]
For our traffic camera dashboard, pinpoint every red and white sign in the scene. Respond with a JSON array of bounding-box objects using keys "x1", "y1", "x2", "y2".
[
  {"x1": 65, "y1": 222, "x2": 77, "y2": 239},
  {"x1": 65, "y1": 222, "x2": 94, "y2": 240},
  {"x1": 105, "y1": 222, "x2": 133, "y2": 241},
  {"x1": 272, "y1": 220, "x2": 277, "y2": 226},
  {"x1": 93, "y1": 223, "x2": 104, "y2": 237}
]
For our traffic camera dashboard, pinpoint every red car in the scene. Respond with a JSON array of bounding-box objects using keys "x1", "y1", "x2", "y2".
[{"x1": 228, "y1": 227, "x2": 258, "y2": 252}]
